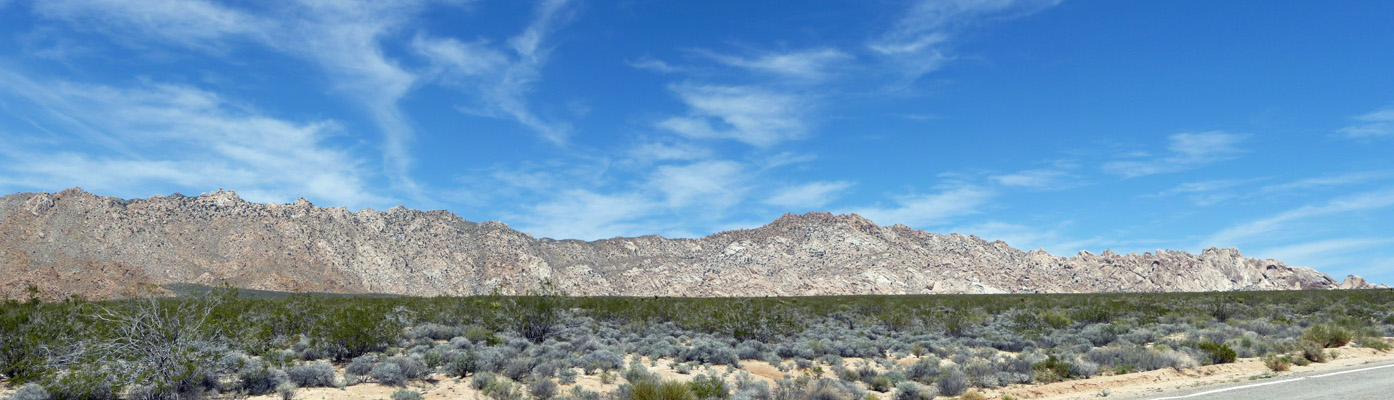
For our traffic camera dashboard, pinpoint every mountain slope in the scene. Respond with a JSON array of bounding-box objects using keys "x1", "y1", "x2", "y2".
[{"x1": 0, "y1": 188, "x2": 1379, "y2": 300}]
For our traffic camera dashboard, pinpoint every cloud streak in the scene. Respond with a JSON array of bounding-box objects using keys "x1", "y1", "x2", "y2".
[
  {"x1": 658, "y1": 84, "x2": 809, "y2": 147},
  {"x1": 870, "y1": 0, "x2": 1062, "y2": 81},
  {"x1": 0, "y1": 70, "x2": 387, "y2": 208},
  {"x1": 1206, "y1": 187, "x2": 1394, "y2": 247},
  {"x1": 846, "y1": 186, "x2": 994, "y2": 227},
  {"x1": 1339, "y1": 106, "x2": 1394, "y2": 139},
  {"x1": 1102, "y1": 131, "x2": 1247, "y2": 178}
]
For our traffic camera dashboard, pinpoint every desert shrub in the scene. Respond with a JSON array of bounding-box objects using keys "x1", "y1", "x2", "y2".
[
  {"x1": 1262, "y1": 355, "x2": 1291, "y2": 372},
  {"x1": 903, "y1": 356, "x2": 940, "y2": 383},
  {"x1": 1084, "y1": 345, "x2": 1196, "y2": 372},
  {"x1": 530, "y1": 377, "x2": 560, "y2": 400},
  {"x1": 892, "y1": 382, "x2": 934, "y2": 400},
  {"x1": 275, "y1": 382, "x2": 297, "y2": 400},
  {"x1": 239, "y1": 361, "x2": 290, "y2": 395},
  {"x1": 621, "y1": 378, "x2": 698, "y2": 400},
  {"x1": 288, "y1": 361, "x2": 336, "y2": 387},
  {"x1": 532, "y1": 361, "x2": 560, "y2": 378},
  {"x1": 346, "y1": 354, "x2": 379, "y2": 376},
  {"x1": 497, "y1": 280, "x2": 567, "y2": 343},
  {"x1": 837, "y1": 367, "x2": 859, "y2": 382},
  {"x1": 391, "y1": 389, "x2": 424, "y2": 400},
  {"x1": 483, "y1": 377, "x2": 524, "y2": 400},
  {"x1": 569, "y1": 387, "x2": 603, "y2": 400},
  {"x1": 312, "y1": 305, "x2": 401, "y2": 361},
  {"x1": 679, "y1": 339, "x2": 740, "y2": 366},
  {"x1": 1080, "y1": 323, "x2": 1121, "y2": 346},
  {"x1": 0, "y1": 301, "x2": 57, "y2": 385},
  {"x1": 559, "y1": 368, "x2": 578, "y2": 384},
  {"x1": 1197, "y1": 342, "x2": 1236, "y2": 365},
  {"x1": 623, "y1": 360, "x2": 656, "y2": 384},
  {"x1": 41, "y1": 368, "x2": 119, "y2": 400},
  {"x1": 472, "y1": 372, "x2": 497, "y2": 390},
  {"x1": 1302, "y1": 324, "x2": 1353, "y2": 348},
  {"x1": 83, "y1": 294, "x2": 232, "y2": 397},
  {"x1": 1067, "y1": 359, "x2": 1099, "y2": 378},
  {"x1": 1358, "y1": 337, "x2": 1392, "y2": 351},
  {"x1": 737, "y1": 340, "x2": 767, "y2": 360},
  {"x1": 478, "y1": 346, "x2": 523, "y2": 373},
  {"x1": 371, "y1": 362, "x2": 406, "y2": 387},
  {"x1": 504, "y1": 358, "x2": 538, "y2": 381},
  {"x1": 7, "y1": 384, "x2": 51, "y2": 400},
  {"x1": 936, "y1": 368, "x2": 969, "y2": 397},
  {"x1": 466, "y1": 326, "x2": 503, "y2": 346},
  {"x1": 445, "y1": 350, "x2": 479, "y2": 377},
  {"x1": 1299, "y1": 341, "x2": 1328, "y2": 363},
  {"x1": 689, "y1": 374, "x2": 729, "y2": 399},
  {"x1": 868, "y1": 376, "x2": 892, "y2": 392},
  {"x1": 411, "y1": 323, "x2": 463, "y2": 341},
  {"x1": 580, "y1": 349, "x2": 624, "y2": 372},
  {"x1": 732, "y1": 378, "x2": 770, "y2": 400}
]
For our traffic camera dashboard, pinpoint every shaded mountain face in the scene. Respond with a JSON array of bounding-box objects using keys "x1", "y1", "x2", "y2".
[{"x1": 0, "y1": 188, "x2": 1381, "y2": 300}]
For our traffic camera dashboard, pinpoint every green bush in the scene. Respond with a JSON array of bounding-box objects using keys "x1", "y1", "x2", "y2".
[
  {"x1": 1302, "y1": 324, "x2": 1353, "y2": 348},
  {"x1": 1261, "y1": 354, "x2": 1291, "y2": 372},
  {"x1": 622, "y1": 378, "x2": 697, "y2": 400},
  {"x1": 311, "y1": 306, "x2": 401, "y2": 361},
  {"x1": 688, "y1": 374, "x2": 729, "y2": 399},
  {"x1": 1358, "y1": 337, "x2": 1392, "y2": 351},
  {"x1": 1197, "y1": 342, "x2": 1237, "y2": 365},
  {"x1": 391, "y1": 389, "x2": 424, "y2": 400}
]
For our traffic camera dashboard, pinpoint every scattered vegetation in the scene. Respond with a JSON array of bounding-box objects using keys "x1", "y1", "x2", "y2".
[{"x1": 3, "y1": 284, "x2": 1393, "y2": 399}]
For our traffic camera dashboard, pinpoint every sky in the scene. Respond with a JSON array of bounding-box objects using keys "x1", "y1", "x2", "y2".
[{"x1": 0, "y1": 1, "x2": 1392, "y2": 284}]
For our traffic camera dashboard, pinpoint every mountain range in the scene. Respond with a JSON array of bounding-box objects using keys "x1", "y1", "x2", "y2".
[{"x1": 0, "y1": 188, "x2": 1379, "y2": 300}]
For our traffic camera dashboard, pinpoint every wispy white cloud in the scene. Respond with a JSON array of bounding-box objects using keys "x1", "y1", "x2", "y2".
[
  {"x1": 411, "y1": 0, "x2": 576, "y2": 144},
  {"x1": 870, "y1": 0, "x2": 1062, "y2": 81},
  {"x1": 658, "y1": 84, "x2": 808, "y2": 147},
  {"x1": 699, "y1": 48, "x2": 852, "y2": 81},
  {"x1": 765, "y1": 181, "x2": 854, "y2": 209},
  {"x1": 1153, "y1": 178, "x2": 1263, "y2": 206},
  {"x1": 1255, "y1": 237, "x2": 1394, "y2": 267},
  {"x1": 1260, "y1": 170, "x2": 1394, "y2": 194},
  {"x1": 846, "y1": 185, "x2": 994, "y2": 227},
  {"x1": 649, "y1": 160, "x2": 748, "y2": 209},
  {"x1": 1339, "y1": 106, "x2": 1394, "y2": 139},
  {"x1": 510, "y1": 189, "x2": 658, "y2": 240},
  {"x1": 1206, "y1": 187, "x2": 1394, "y2": 246},
  {"x1": 1102, "y1": 131, "x2": 1247, "y2": 178},
  {"x1": 0, "y1": 71, "x2": 387, "y2": 208},
  {"x1": 628, "y1": 57, "x2": 679, "y2": 73},
  {"x1": 990, "y1": 169, "x2": 1072, "y2": 189},
  {"x1": 626, "y1": 141, "x2": 713, "y2": 163},
  {"x1": 34, "y1": 0, "x2": 273, "y2": 51},
  {"x1": 33, "y1": 0, "x2": 434, "y2": 197}
]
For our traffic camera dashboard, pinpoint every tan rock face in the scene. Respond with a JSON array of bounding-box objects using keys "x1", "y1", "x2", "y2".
[{"x1": 0, "y1": 188, "x2": 1382, "y2": 300}]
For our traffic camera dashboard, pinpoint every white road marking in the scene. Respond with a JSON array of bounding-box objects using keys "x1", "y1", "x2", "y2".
[{"x1": 1150, "y1": 363, "x2": 1394, "y2": 399}]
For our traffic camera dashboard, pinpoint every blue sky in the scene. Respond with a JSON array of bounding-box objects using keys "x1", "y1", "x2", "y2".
[{"x1": 1, "y1": 1, "x2": 1392, "y2": 283}]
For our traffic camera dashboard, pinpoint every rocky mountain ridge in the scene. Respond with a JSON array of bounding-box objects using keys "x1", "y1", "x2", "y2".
[{"x1": 0, "y1": 188, "x2": 1381, "y2": 300}]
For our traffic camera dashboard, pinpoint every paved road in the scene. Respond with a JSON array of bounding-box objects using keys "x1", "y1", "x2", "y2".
[{"x1": 1122, "y1": 360, "x2": 1394, "y2": 400}]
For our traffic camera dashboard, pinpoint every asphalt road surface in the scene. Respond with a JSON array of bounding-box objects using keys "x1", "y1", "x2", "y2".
[{"x1": 1122, "y1": 360, "x2": 1394, "y2": 400}]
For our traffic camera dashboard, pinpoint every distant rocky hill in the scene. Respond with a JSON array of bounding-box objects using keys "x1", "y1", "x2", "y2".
[{"x1": 0, "y1": 188, "x2": 1381, "y2": 300}]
